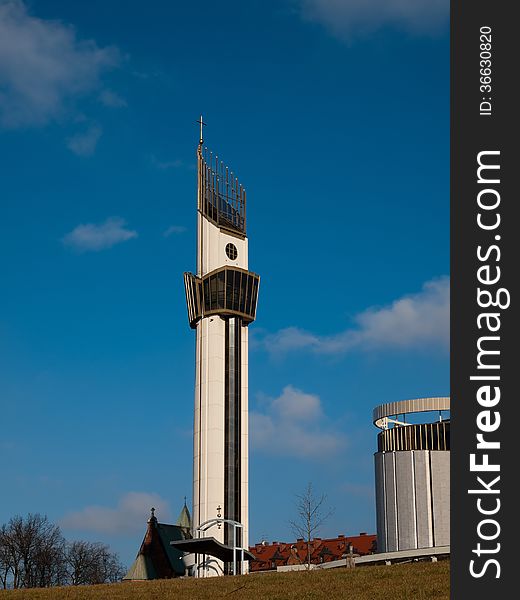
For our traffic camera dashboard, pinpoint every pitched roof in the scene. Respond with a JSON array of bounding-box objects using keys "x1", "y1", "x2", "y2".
[
  {"x1": 123, "y1": 510, "x2": 188, "y2": 580},
  {"x1": 124, "y1": 554, "x2": 157, "y2": 581},
  {"x1": 176, "y1": 501, "x2": 192, "y2": 531},
  {"x1": 156, "y1": 523, "x2": 187, "y2": 574}
]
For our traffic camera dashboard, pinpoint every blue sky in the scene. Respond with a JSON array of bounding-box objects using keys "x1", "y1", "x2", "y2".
[{"x1": 0, "y1": 0, "x2": 449, "y2": 566}]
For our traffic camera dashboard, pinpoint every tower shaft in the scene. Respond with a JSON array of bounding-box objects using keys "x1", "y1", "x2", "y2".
[{"x1": 184, "y1": 143, "x2": 259, "y2": 576}]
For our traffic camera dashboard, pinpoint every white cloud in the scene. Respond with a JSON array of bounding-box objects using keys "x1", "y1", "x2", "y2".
[
  {"x1": 352, "y1": 276, "x2": 449, "y2": 349},
  {"x1": 271, "y1": 386, "x2": 322, "y2": 421},
  {"x1": 250, "y1": 385, "x2": 346, "y2": 459},
  {"x1": 62, "y1": 216, "x2": 138, "y2": 252},
  {"x1": 293, "y1": 0, "x2": 448, "y2": 39},
  {"x1": 0, "y1": 0, "x2": 119, "y2": 128},
  {"x1": 98, "y1": 89, "x2": 127, "y2": 108},
  {"x1": 150, "y1": 155, "x2": 184, "y2": 170},
  {"x1": 163, "y1": 225, "x2": 187, "y2": 237},
  {"x1": 66, "y1": 124, "x2": 102, "y2": 156},
  {"x1": 340, "y1": 482, "x2": 374, "y2": 500},
  {"x1": 60, "y1": 492, "x2": 171, "y2": 535},
  {"x1": 260, "y1": 276, "x2": 449, "y2": 356}
]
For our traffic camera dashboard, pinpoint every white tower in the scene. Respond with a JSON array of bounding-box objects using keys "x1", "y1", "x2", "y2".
[{"x1": 184, "y1": 120, "x2": 259, "y2": 575}]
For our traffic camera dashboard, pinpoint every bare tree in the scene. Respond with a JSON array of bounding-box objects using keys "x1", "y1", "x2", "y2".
[
  {"x1": 0, "y1": 514, "x2": 65, "y2": 589},
  {"x1": 0, "y1": 514, "x2": 124, "y2": 589},
  {"x1": 0, "y1": 525, "x2": 11, "y2": 589},
  {"x1": 90, "y1": 544, "x2": 125, "y2": 584},
  {"x1": 65, "y1": 540, "x2": 125, "y2": 585},
  {"x1": 66, "y1": 540, "x2": 98, "y2": 586},
  {"x1": 0, "y1": 520, "x2": 22, "y2": 588},
  {"x1": 289, "y1": 482, "x2": 334, "y2": 569},
  {"x1": 28, "y1": 520, "x2": 66, "y2": 588}
]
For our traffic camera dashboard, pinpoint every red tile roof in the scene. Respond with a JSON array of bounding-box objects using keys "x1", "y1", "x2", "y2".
[{"x1": 249, "y1": 533, "x2": 377, "y2": 572}]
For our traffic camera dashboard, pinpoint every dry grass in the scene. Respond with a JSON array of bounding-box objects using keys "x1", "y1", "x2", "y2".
[{"x1": 0, "y1": 560, "x2": 449, "y2": 600}]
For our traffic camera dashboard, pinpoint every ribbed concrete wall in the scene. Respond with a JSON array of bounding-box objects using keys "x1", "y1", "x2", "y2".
[
  {"x1": 374, "y1": 450, "x2": 449, "y2": 552},
  {"x1": 414, "y1": 451, "x2": 433, "y2": 548},
  {"x1": 430, "y1": 451, "x2": 450, "y2": 546},
  {"x1": 374, "y1": 453, "x2": 387, "y2": 550},
  {"x1": 383, "y1": 452, "x2": 398, "y2": 551},
  {"x1": 395, "y1": 452, "x2": 416, "y2": 550}
]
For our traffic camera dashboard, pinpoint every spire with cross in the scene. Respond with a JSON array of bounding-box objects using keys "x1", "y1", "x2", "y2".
[{"x1": 196, "y1": 114, "x2": 206, "y2": 145}]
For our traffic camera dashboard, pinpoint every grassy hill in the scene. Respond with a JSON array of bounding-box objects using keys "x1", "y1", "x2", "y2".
[{"x1": 0, "y1": 560, "x2": 449, "y2": 600}]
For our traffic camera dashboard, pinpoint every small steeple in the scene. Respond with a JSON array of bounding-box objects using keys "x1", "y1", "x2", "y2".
[
  {"x1": 176, "y1": 498, "x2": 192, "y2": 531},
  {"x1": 148, "y1": 507, "x2": 157, "y2": 525}
]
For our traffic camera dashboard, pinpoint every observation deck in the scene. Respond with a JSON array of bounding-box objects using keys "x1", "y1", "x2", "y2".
[
  {"x1": 184, "y1": 268, "x2": 259, "y2": 328},
  {"x1": 373, "y1": 397, "x2": 451, "y2": 453}
]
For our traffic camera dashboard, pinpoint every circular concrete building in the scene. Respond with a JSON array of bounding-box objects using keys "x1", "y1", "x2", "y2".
[{"x1": 373, "y1": 397, "x2": 450, "y2": 553}]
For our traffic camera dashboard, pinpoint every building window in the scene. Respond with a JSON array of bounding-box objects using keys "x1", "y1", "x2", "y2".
[{"x1": 226, "y1": 243, "x2": 238, "y2": 260}]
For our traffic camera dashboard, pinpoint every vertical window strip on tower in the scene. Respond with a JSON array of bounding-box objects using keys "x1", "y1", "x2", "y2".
[{"x1": 224, "y1": 317, "x2": 242, "y2": 573}]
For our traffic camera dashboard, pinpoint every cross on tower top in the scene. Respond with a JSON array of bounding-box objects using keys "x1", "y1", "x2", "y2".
[{"x1": 196, "y1": 115, "x2": 207, "y2": 145}]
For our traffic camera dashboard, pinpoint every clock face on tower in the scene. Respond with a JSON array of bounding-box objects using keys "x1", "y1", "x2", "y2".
[{"x1": 225, "y1": 243, "x2": 238, "y2": 260}]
